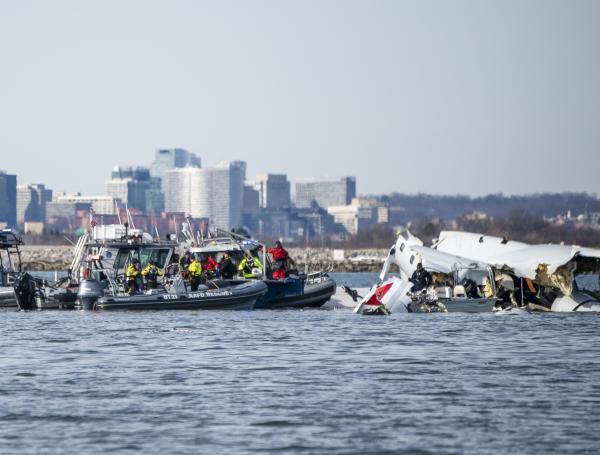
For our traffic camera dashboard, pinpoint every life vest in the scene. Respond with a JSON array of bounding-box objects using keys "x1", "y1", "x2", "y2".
[
  {"x1": 126, "y1": 264, "x2": 139, "y2": 280},
  {"x1": 188, "y1": 260, "x2": 202, "y2": 278},
  {"x1": 142, "y1": 264, "x2": 163, "y2": 281},
  {"x1": 239, "y1": 257, "x2": 262, "y2": 278}
]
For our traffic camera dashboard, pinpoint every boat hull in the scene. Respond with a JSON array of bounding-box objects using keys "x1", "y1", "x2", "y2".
[
  {"x1": 438, "y1": 297, "x2": 497, "y2": 313},
  {"x1": 89, "y1": 281, "x2": 267, "y2": 311},
  {"x1": 255, "y1": 277, "x2": 336, "y2": 309}
]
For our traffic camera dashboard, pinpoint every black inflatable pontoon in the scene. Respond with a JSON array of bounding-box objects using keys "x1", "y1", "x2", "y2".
[{"x1": 77, "y1": 279, "x2": 267, "y2": 311}]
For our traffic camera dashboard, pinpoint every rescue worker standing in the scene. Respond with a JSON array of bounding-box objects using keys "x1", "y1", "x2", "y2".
[
  {"x1": 409, "y1": 262, "x2": 432, "y2": 292},
  {"x1": 238, "y1": 251, "x2": 263, "y2": 279},
  {"x1": 268, "y1": 240, "x2": 292, "y2": 280},
  {"x1": 218, "y1": 252, "x2": 236, "y2": 279},
  {"x1": 142, "y1": 260, "x2": 164, "y2": 289},
  {"x1": 126, "y1": 259, "x2": 141, "y2": 294},
  {"x1": 188, "y1": 255, "x2": 203, "y2": 291},
  {"x1": 179, "y1": 251, "x2": 192, "y2": 277}
]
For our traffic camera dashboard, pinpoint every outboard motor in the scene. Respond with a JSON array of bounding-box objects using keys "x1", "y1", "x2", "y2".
[{"x1": 77, "y1": 279, "x2": 103, "y2": 311}]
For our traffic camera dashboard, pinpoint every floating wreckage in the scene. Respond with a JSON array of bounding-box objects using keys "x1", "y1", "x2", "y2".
[{"x1": 353, "y1": 229, "x2": 600, "y2": 315}]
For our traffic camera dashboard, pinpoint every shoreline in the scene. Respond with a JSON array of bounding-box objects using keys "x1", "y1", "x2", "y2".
[{"x1": 16, "y1": 245, "x2": 388, "y2": 273}]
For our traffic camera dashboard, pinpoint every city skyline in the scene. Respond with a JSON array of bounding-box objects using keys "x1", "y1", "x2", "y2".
[{"x1": 1, "y1": 1, "x2": 599, "y2": 197}]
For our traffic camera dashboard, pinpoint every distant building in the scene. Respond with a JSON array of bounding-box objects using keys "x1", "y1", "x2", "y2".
[
  {"x1": 150, "y1": 148, "x2": 201, "y2": 182},
  {"x1": 294, "y1": 176, "x2": 356, "y2": 209},
  {"x1": 243, "y1": 185, "x2": 260, "y2": 214},
  {"x1": 53, "y1": 194, "x2": 120, "y2": 216},
  {"x1": 17, "y1": 184, "x2": 52, "y2": 225},
  {"x1": 163, "y1": 161, "x2": 245, "y2": 229},
  {"x1": 105, "y1": 166, "x2": 151, "y2": 212},
  {"x1": 253, "y1": 206, "x2": 340, "y2": 242},
  {"x1": 327, "y1": 198, "x2": 376, "y2": 235},
  {"x1": 0, "y1": 171, "x2": 17, "y2": 228},
  {"x1": 212, "y1": 161, "x2": 245, "y2": 230},
  {"x1": 253, "y1": 174, "x2": 291, "y2": 209}
]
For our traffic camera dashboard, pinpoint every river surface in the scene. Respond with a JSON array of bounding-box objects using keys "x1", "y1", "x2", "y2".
[{"x1": 1, "y1": 273, "x2": 599, "y2": 454}]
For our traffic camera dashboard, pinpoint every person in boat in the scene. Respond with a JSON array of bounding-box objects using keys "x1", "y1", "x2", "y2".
[
  {"x1": 409, "y1": 262, "x2": 432, "y2": 292},
  {"x1": 460, "y1": 277, "x2": 481, "y2": 298},
  {"x1": 268, "y1": 240, "x2": 293, "y2": 280},
  {"x1": 218, "y1": 252, "x2": 237, "y2": 280},
  {"x1": 126, "y1": 259, "x2": 141, "y2": 294},
  {"x1": 199, "y1": 253, "x2": 217, "y2": 280},
  {"x1": 179, "y1": 251, "x2": 193, "y2": 277},
  {"x1": 142, "y1": 260, "x2": 164, "y2": 289},
  {"x1": 188, "y1": 255, "x2": 203, "y2": 291},
  {"x1": 238, "y1": 251, "x2": 263, "y2": 279}
]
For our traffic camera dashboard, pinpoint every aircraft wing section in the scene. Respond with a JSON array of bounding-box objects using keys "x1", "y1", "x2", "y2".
[{"x1": 410, "y1": 245, "x2": 487, "y2": 273}]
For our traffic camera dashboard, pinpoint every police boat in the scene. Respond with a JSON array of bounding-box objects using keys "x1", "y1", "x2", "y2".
[
  {"x1": 186, "y1": 229, "x2": 336, "y2": 309},
  {"x1": 75, "y1": 278, "x2": 267, "y2": 311}
]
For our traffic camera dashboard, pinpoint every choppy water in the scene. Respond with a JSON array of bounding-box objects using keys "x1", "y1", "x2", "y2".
[{"x1": 1, "y1": 273, "x2": 600, "y2": 454}]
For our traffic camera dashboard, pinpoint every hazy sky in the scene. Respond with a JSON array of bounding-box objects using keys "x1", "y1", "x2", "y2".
[{"x1": 1, "y1": 0, "x2": 598, "y2": 197}]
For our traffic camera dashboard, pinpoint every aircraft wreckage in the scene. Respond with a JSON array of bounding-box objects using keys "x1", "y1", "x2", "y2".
[{"x1": 352, "y1": 229, "x2": 600, "y2": 314}]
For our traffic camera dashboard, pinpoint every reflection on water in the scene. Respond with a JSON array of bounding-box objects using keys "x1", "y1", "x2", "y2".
[{"x1": 1, "y1": 273, "x2": 599, "y2": 454}]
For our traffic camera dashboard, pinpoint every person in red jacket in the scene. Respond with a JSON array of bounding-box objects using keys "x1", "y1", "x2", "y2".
[
  {"x1": 200, "y1": 253, "x2": 217, "y2": 279},
  {"x1": 268, "y1": 240, "x2": 291, "y2": 280}
]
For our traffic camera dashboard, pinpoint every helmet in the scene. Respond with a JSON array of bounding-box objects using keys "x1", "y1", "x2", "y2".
[{"x1": 251, "y1": 268, "x2": 262, "y2": 278}]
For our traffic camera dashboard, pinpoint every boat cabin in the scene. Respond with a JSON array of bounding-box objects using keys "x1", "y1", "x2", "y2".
[{"x1": 0, "y1": 229, "x2": 23, "y2": 288}]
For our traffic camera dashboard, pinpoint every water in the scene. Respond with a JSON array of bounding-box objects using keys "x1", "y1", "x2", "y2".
[{"x1": 1, "y1": 273, "x2": 600, "y2": 454}]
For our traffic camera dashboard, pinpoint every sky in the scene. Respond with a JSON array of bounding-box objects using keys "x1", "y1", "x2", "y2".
[{"x1": 0, "y1": 0, "x2": 598, "y2": 197}]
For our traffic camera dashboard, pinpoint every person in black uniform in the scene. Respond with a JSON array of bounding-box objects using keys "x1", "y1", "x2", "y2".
[
  {"x1": 410, "y1": 262, "x2": 432, "y2": 292},
  {"x1": 218, "y1": 252, "x2": 237, "y2": 280}
]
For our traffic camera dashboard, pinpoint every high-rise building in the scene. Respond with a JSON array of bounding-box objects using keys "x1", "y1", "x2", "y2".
[
  {"x1": 163, "y1": 161, "x2": 245, "y2": 229},
  {"x1": 0, "y1": 171, "x2": 17, "y2": 227},
  {"x1": 17, "y1": 184, "x2": 52, "y2": 224},
  {"x1": 150, "y1": 148, "x2": 201, "y2": 181},
  {"x1": 294, "y1": 176, "x2": 356, "y2": 209},
  {"x1": 106, "y1": 166, "x2": 156, "y2": 213},
  {"x1": 253, "y1": 174, "x2": 291, "y2": 209},
  {"x1": 53, "y1": 194, "x2": 120, "y2": 216},
  {"x1": 212, "y1": 161, "x2": 245, "y2": 230},
  {"x1": 164, "y1": 167, "x2": 212, "y2": 218}
]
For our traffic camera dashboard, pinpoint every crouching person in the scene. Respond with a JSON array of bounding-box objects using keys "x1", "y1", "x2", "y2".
[
  {"x1": 238, "y1": 252, "x2": 263, "y2": 279},
  {"x1": 142, "y1": 260, "x2": 163, "y2": 289}
]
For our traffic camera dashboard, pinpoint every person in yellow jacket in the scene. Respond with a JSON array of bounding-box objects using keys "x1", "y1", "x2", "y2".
[
  {"x1": 126, "y1": 259, "x2": 141, "y2": 294},
  {"x1": 141, "y1": 260, "x2": 164, "y2": 289},
  {"x1": 188, "y1": 255, "x2": 203, "y2": 291},
  {"x1": 238, "y1": 252, "x2": 263, "y2": 279}
]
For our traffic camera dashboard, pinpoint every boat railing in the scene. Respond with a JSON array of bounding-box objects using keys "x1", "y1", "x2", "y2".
[{"x1": 304, "y1": 267, "x2": 332, "y2": 285}]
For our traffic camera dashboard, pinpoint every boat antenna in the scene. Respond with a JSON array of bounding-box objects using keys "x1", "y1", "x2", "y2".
[
  {"x1": 173, "y1": 215, "x2": 179, "y2": 242},
  {"x1": 115, "y1": 200, "x2": 123, "y2": 225},
  {"x1": 125, "y1": 203, "x2": 136, "y2": 230}
]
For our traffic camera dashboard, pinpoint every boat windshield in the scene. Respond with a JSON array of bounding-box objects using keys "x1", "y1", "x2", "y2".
[{"x1": 114, "y1": 247, "x2": 172, "y2": 270}]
